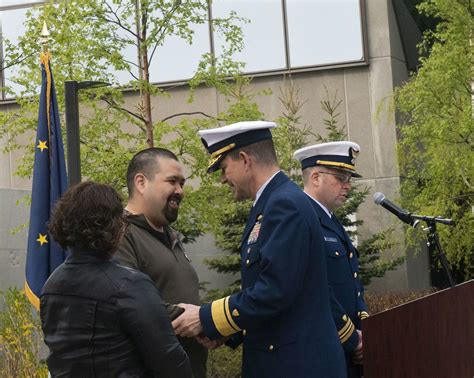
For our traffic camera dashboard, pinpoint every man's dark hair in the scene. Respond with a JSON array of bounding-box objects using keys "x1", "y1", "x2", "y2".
[
  {"x1": 227, "y1": 139, "x2": 278, "y2": 167},
  {"x1": 49, "y1": 181, "x2": 124, "y2": 255},
  {"x1": 126, "y1": 147, "x2": 179, "y2": 196}
]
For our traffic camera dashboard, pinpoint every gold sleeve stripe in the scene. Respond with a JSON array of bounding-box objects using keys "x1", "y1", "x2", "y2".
[
  {"x1": 338, "y1": 321, "x2": 352, "y2": 338},
  {"x1": 338, "y1": 318, "x2": 356, "y2": 344},
  {"x1": 224, "y1": 297, "x2": 240, "y2": 332},
  {"x1": 337, "y1": 317, "x2": 353, "y2": 336},
  {"x1": 340, "y1": 322, "x2": 355, "y2": 343},
  {"x1": 359, "y1": 311, "x2": 369, "y2": 320},
  {"x1": 211, "y1": 297, "x2": 241, "y2": 337}
]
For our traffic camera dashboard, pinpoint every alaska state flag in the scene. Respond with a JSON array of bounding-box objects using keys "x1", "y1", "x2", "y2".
[{"x1": 25, "y1": 52, "x2": 68, "y2": 310}]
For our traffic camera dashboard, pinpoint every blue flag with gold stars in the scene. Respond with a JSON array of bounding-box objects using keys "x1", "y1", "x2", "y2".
[{"x1": 25, "y1": 52, "x2": 68, "y2": 310}]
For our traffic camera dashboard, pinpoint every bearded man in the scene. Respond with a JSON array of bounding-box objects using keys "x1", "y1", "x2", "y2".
[{"x1": 115, "y1": 147, "x2": 207, "y2": 378}]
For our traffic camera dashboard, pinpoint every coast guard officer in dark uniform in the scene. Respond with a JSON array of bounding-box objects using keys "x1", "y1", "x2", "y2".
[
  {"x1": 173, "y1": 121, "x2": 346, "y2": 377},
  {"x1": 294, "y1": 141, "x2": 369, "y2": 378}
]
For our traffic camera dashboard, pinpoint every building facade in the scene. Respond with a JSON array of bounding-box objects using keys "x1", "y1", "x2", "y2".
[{"x1": 0, "y1": 0, "x2": 431, "y2": 297}]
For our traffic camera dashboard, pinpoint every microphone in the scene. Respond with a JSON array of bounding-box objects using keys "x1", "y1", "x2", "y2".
[{"x1": 373, "y1": 192, "x2": 419, "y2": 227}]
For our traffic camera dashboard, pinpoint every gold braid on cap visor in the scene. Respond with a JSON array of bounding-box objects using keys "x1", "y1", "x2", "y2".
[
  {"x1": 316, "y1": 160, "x2": 355, "y2": 171},
  {"x1": 208, "y1": 143, "x2": 236, "y2": 169}
]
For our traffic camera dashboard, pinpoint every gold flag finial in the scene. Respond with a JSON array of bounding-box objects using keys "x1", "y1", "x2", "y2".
[{"x1": 40, "y1": 21, "x2": 50, "y2": 53}]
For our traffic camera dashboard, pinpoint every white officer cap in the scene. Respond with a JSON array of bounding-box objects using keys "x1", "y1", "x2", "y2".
[
  {"x1": 293, "y1": 141, "x2": 362, "y2": 177},
  {"x1": 198, "y1": 121, "x2": 277, "y2": 173}
]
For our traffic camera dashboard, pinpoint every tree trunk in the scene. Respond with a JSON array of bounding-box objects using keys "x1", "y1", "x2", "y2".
[
  {"x1": 142, "y1": 45, "x2": 153, "y2": 148},
  {"x1": 137, "y1": 0, "x2": 153, "y2": 147}
]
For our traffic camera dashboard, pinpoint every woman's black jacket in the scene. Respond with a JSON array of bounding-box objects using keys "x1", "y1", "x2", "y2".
[{"x1": 40, "y1": 251, "x2": 192, "y2": 378}]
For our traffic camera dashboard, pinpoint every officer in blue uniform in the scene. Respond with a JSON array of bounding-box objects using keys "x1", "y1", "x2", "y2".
[
  {"x1": 172, "y1": 121, "x2": 346, "y2": 377},
  {"x1": 294, "y1": 141, "x2": 369, "y2": 378}
]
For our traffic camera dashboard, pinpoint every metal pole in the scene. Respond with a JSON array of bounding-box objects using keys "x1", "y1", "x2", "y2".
[
  {"x1": 64, "y1": 80, "x2": 81, "y2": 186},
  {"x1": 64, "y1": 80, "x2": 111, "y2": 186}
]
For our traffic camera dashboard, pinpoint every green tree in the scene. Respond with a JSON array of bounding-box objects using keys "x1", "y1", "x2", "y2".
[
  {"x1": 395, "y1": 0, "x2": 473, "y2": 282},
  {"x1": 0, "y1": 288, "x2": 48, "y2": 377},
  {"x1": 0, "y1": 0, "x2": 244, "y2": 184},
  {"x1": 403, "y1": 0, "x2": 439, "y2": 35},
  {"x1": 0, "y1": 0, "x2": 245, "y2": 241},
  {"x1": 314, "y1": 89, "x2": 403, "y2": 286}
]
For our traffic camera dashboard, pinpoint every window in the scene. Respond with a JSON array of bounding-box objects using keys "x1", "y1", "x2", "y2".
[
  {"x1": 149, "y1": 21, "x2": 210, "y2": 83},
  {"x1": 1, "y1": 6, "x2": 30, "y2": 98},
  {"x1": 1, "y1": 0, "x2": 367, "y2": 99},
  {"x1": 212, "y1": 0, "x2": 286, "y2": 73},
  {"x1": 1, "y1": 0, "x2": 45, "y2": 6},
  {"x1": 286, "y1": 0, "x2": 365, "y2": 68}
]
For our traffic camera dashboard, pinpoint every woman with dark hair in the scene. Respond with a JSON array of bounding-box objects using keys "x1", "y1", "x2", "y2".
[{"x1": 40, "y1": 181, "x2": 192, "y2": 377}]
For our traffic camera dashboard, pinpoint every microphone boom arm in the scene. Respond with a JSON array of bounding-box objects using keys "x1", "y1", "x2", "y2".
[
  {"x1": 372, "y1": 192, "x2": 455, "y2": 288},
  {"x1": 411, "y1": 214, "x2": 455, "y2": 227}
]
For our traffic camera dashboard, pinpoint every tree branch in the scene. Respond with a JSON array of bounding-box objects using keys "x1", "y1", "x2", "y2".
[
  {"x1": 160, "y1": 111, "x2": 220, "y2": 123},
  {"x1": 100, "y1": 95, "x2": 146, "y2": 127},
  {"x1": 148, "y1": 2, "x2": 182, "y2": 65},
  {"x1": 0, "y1": 52, "x2": 36, "y2": 73},
  {"x1": 97, "y1": 1, "x2": 140, "y2": 40}
]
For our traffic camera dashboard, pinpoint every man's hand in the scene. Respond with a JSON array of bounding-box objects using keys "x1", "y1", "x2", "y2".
[
  {"x1": 195, "y1": 335, "x2": 227, "y2": 350},
  {"x1": 172, "y1": 303, "x2": 203, "y2": 337},
  {"x1": 353, "y1": 329, "x2": 363, "y2": 364}
]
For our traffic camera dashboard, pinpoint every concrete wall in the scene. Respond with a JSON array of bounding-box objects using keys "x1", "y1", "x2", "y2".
[
  {"x1": 0, "y1": 0, "x2": 430, "y2": 295},
  {"x1": 0, "y1": 189, "x2": 29, "y2": 293}
]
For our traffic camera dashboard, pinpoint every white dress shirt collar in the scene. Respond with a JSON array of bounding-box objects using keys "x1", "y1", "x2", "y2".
[
  {"x1": 304, "y1": 192, "x2": 332, "y2": 218},
  {"x1": 253, "y1": 171, "x2": 280, "y2": 207}
]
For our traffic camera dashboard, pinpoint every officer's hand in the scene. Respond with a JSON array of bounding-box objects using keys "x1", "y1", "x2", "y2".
[
  {"x1": 196, "y1": 335, "x2": 227, "y2": 350},
  {"x1": 353, "y1": 329, "x2": 363, "y2": 364},
  {"x1": 172, "y1": 303, "x2": 203, "y2": 337}
]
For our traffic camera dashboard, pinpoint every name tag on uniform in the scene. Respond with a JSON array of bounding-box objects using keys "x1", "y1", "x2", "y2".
[{"x1": 324, "y1": 236, "x2": 338, "y2": 242}]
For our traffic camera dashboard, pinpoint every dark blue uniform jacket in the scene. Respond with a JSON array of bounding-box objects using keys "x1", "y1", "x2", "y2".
[
  {"x1": 309, "y1": 197, "x2": 369, "y2": 378},
  {"x1": 200, "y1": 172, "x2": 347, "y2": 377}
]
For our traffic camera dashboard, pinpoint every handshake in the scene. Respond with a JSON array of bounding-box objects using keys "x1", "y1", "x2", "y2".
[{"x1": 172, "y1": 303, "x2": 227, "y2": 350}]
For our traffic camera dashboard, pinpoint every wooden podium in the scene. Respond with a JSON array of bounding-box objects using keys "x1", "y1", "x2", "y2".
[{"x1": 363, "y1": 280, "x2": 474, "y2": 378}]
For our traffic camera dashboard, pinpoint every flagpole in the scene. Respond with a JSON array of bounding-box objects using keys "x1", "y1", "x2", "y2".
[
  {"x1": 25, "y1": 21, "x2": 69, "y2": 310},
  {"x1": 40, "y1": 21, "x2": 49, "y2": 53}
]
